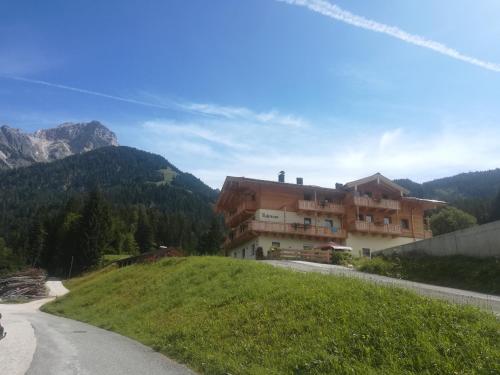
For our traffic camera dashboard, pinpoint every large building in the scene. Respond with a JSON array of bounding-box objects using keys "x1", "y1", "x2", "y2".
[{"x1": 215, "y1": 172, "x2": 445, "y2": 258}]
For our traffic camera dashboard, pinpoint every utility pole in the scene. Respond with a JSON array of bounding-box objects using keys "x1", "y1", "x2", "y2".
[{"x1": 68, "y1": 256, "x2": 74, "y2": 279}]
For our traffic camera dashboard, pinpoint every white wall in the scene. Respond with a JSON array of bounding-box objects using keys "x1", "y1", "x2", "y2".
[
  {"x1": 228, "y1": 239, "x2": 259, "y2": 259},
  {"x1": 228, "y1": 235, "x2": 318, "y2": 259},
  {"x1": 346, "y1": 234, "x2": 416, "y2": 257},
  {"x1": 255, "y1": 209, "x2": 342, "y2": 228}
]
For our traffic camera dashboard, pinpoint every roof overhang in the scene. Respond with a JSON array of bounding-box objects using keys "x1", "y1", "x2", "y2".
[
  {"x1": 345, "y1": 173, "x2": 410, "y2": 195},
  {"x1": 402, "y1": 197, "x2": 447, "y2": 210}
]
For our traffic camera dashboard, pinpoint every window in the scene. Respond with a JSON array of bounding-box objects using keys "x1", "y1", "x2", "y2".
[
  {"x1": 242, "y1": 248, "x2": 246, "y2": 258},
  {"x1": 365, "y1": 215, "x2": 373, "y2": 223},
  {"x1": 358, "y1": 213, "x2": 364, "y2": 221},
  {"x1": 251, "y1": 244, "x2": 255, "y2": 256},
  {"x1": 401, "y1": 219, "x2": 410, "y2": 230},
  {"x1": 304, "y1": 218, "x2": 312, "y2": 225},
  {"x1": 303, "y1": 244, "x2": 313, "y2": 250},
  {"x1": 272, "y1": 241, "x2": 280, "y2": 248},
  {"x1": 362, "y1": 248, "x2": 371, "y2": 257},
  {"x1": 383, "y1": 217, "x2": 391, "y2": 225},
  {"x1": 324, "y1": 219, "x2": 333, "y2": 227},
  {"x1": 304, "y1": 193, "x2": 312, "y2": 201}
]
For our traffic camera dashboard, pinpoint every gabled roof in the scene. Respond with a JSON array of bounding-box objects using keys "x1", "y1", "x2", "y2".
[{"x1": 344, "y1": 173, "x2": 410, "y2": 195}]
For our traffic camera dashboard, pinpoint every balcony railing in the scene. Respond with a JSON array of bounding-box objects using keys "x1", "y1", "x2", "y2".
[
  {"x1": 227, "y1": 220, "x2": 346, "y2": 246},
  {"x1": 297, "y1": 200, "x2": 345, "y2": 215},
  {"x1": 353, "y1": 220, "x2": 402, "y2": 235},
  {"x1": 225, "y1": 201, "x2": 258, "y2": 226},
  {"x1": 353, "y1": 196, "x2": 400, "y2": 210}
]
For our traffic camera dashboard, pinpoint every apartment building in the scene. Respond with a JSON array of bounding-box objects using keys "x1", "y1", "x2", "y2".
[{"x1": 215, "y1": 172, "x2": 445, "y2": 259}]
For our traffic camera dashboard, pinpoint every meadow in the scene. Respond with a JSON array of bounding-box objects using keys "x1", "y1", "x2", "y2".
[{"x1": 44, "y1": 257, "x2": 500, "y2": 374}]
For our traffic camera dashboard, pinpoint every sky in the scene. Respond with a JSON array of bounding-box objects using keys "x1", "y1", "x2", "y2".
[{"x1": 1, "y1": 0, "x2": 500, "y2": 189}]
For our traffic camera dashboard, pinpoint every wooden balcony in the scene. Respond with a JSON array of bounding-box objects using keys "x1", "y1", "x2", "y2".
[
  {"x1": 297, "y1": 200, "x2": 345, "y2": 215},
  {"x1": 225, "y1": 201, "x2": 257, "y2": 226},
  {"x1": 353, "y1": 196, "x2": 400, "y2": 211},
  {"x1": 352, "y1": 220, "x2": 402, "y2": 236},
  {"x1": 225, "y1": 220, "x2": 346, "y2": 248}
]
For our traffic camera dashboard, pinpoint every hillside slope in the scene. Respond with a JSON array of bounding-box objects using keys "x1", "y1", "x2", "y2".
[
  {"x1": 44, "y1": 257, "x2": 500, "y2": 375},
  {"x1": 395, "y1": 169, "x2": 500, "y2": 200},
  {"x1": 395, "y1": 169, "x2": 500, "y2": 222},
  {"x1": 0, "y1": 146, "x2": 219, "y2": 264}
]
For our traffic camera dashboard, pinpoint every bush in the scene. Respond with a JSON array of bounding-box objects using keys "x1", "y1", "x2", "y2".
[
  {"x1": 331, "y1": 251, "x2": 352, "y2": 265},
  {"x1": 430, "y1": 206, "x2": 477, "y2": 236},
  {"x1": 356, "y1": 256, "x2": 402, "y2": 277}
]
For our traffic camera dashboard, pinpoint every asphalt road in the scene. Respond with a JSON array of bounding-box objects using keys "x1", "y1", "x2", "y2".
[
  {"x1": 264, "y1": 260, "x2": 500, "y2": 316},
  {"x1": 0, "y1": 281, "x2": 196, "y2": 375}
]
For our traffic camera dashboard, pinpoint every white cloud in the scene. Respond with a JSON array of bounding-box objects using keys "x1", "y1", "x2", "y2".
[
  {"x1": 379, "y1": 128, "x2": 402, "y2": 151},
  {"x1": 143, "y1": 120, "x2": 248, "y2": 150},
  {"x1": 141, "y1": 112, "x2": 500, "y2": 189},
  {"x1": 181, "y1": 102, "x2": 308, "y2": 128},
  {"x1": 278, "y1": 0, "x2": 500, "y2": 73}
]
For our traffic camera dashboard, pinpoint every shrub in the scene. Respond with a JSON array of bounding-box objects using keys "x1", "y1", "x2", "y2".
[
  {"x1": 356, "y1": 256, "x2": 402, "y2": 277},
  {"x1": 331, "y1": 251, "x2": 352, "y2": 265}
]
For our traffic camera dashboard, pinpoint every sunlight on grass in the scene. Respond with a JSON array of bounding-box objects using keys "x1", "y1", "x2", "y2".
[{"x1": 45, "y1": 257, "x2": 500, "y2": 374}]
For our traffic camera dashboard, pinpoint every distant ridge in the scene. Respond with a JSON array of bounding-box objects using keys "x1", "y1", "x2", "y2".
[
  {"x1": 0, "y1": 121, "x2": 118, "y2": 169},
  {"x1": 395, "y1": 169, "x2": 500, "y2": 223}
]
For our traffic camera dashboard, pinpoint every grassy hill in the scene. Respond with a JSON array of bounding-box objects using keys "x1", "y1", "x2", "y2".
[{"x1": 43, "y1": 257, "x2": 500, "y2": 374}]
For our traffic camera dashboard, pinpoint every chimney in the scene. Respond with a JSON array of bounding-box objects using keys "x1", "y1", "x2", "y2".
[
  {"x1": 296, "y1": 177, "x2": 303, "y2": 185},
  {"x1": 278, "y1": 171, "x2": 285, "y2": 183}
]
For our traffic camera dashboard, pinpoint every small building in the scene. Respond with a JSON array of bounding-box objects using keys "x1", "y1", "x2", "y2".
[{"x1": 215, "y1": 172, "x2": 445, "y2": 259}]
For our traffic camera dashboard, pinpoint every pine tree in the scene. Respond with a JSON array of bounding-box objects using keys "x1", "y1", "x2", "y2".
[
  {"x1": 79, "y1": 189, "x2": 112, "y2": 270},
  {"x1": 135, "y1": 208, "x2": 154, "y2": 253},
  {"x1": 27, "y1": 216, "x2": 47, "y2": 267},
  {"x1": 197, "y1": 217, "x2": 223, "y2": 254},
  {"x1": 489, "y1": 189, "x2": 500, "y2": 222}
]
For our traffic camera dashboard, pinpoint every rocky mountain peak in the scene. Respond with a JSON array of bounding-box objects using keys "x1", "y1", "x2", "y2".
[{"x1": 0, "y1": 121, "x2": 118, "y2": 169}]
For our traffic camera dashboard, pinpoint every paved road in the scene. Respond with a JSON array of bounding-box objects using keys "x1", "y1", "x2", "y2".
[
  {"x1": 0, "y1": 281, "x2": 196, "y2": 375},
  {"x1": 264, "y1": 260, "x2": 500, "y2": 316}
]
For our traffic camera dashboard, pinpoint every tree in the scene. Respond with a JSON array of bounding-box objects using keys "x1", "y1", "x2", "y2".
[
  {"x1": 430, "y1": 207, "x2": 477, "y2": 236},
  {"x1": 79, "y1": 189, "x2": 112, "y2": 270},
  {"x1": 121, "y1": 232, "x2": 140, "y2": 255},
  {"x1": 489, "y1": 189, "x2": 500, "y2": 222},
  {"x1": 26, "y1": 216, "x2": 47, "y2": 267},
  {"x1": 197, "y1": 217, "x2": 223, "y2": 254},
  {"x1": 0, "y1": 237, "x2": 20, "y2": 275},
  {"x1": 135, "y1": 208, "x2": 154, "y2": 253}
]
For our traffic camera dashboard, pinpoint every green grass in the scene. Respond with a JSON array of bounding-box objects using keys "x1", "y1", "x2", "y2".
[
  {"x1": 100, "y1": 254, "x2": 132, "y2": 267},
  {"x1": 44, "y1": 257, "x2": 500, "y2": 374},
  {"x1": 354, "y1": 255, "x2": 500, "y2": 295},
  {"x1": 155, "y1": 168, "x2": 178, "y2": 185}
]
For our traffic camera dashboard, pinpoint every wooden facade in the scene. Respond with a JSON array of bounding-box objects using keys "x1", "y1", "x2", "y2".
[{"x1": 215, "y1": 173, "x2": 444, "y2": 257}]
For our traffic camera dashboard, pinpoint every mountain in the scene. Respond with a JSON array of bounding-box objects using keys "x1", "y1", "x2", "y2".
[
  {"x1": 0, "y1": 121, "x2": 118, "y2": 169},
  {"x1": 395, "y1": 169, "x2": 500, "y2": 223},
  {"x1": 0, "y1": 146, "x2": 221, "y2": 273}
]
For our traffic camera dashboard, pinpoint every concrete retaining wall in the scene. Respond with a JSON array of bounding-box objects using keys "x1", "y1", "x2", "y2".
[{"x1": 373, "y1": 220, "x2": 500, "y2": 258}]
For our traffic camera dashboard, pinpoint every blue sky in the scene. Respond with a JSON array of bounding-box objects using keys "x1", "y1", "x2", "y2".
[{"x1": 1, "y1": 0, "x2": 500, "y2": 188}]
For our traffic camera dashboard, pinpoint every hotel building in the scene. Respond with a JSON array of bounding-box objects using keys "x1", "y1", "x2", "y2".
[{"x1": 215, "y1": 172, "x2": 445, "y2": 259}]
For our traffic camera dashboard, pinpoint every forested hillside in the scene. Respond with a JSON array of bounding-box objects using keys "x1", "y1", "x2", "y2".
[
  {"x1": 0, "y1": 146, "x2": 222, "y2": 275},
  {"x1": 395, "y1": 169, "x2": 500, "y2": 223}
]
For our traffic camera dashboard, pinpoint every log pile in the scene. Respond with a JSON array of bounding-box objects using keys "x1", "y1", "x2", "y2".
[{"x1": 0, "y1": 268, "x2": 47, "y2": 300}]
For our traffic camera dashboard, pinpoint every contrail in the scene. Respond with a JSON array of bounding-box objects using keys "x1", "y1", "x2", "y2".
[
  {"x1": 278, "y1": 0, "x2": 500, "y2": 72},
  {"x1": 4, "y1": 75, "x2": 177, "y2": 111}
]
